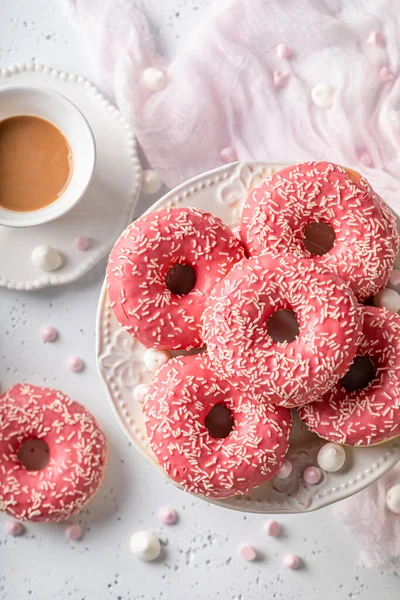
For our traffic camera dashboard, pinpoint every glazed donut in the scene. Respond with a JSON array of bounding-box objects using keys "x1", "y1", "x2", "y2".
[
  {"x1": 203, "y1": 253, "x2": 363, "y2": 407},
  {"x1": 240, "y1": 162, "x2": 398, "y2": 300},
  {"x1": 143, "y1": 354, "x2": 292, "y2": 499},
  {"x1": 298, "y1": 306, "x2": 400, "y2": 446},
  {"x1": 107, "y1": 207, "x2": 245, "y2": 350},
  {"x1": 0, "y1": 384, "x2": 107, "y2": 522}
]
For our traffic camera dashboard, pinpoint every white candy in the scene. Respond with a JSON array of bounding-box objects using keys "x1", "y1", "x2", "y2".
[
  {"x1": 311, "y1": 83, "x2": 336, "y2": 108},
  {"x1": 141, "y1": 67, "x2": 167, "y2": 92},
  {"x1": 129, "y1": 531, "x2": 161, "y2": 561},
  {"x1": 386, "y1": 484, "x2": 400, "y2": 514},
  {"x1": 373, "y1": 288, "x2": 400, "y2": 313},
  {"x1": 144, "y1": 349, "x2": 170, "y2": 373},
  {"x1": 31, "y1": 245, "x2": 62, "y2": 272},
  {"x1": 317, "y1": 442, "x2": 346, "y2": 472},
  {"x1": 142, "y1": 169, "x2": 162, "y2": 195}
]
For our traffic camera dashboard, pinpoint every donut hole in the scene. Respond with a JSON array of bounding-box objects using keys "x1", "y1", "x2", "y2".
[
  {"x1": 303, "y1": 222, "x2": 336, "y2": 256},
  {"x1": 266, "y1": 309, "x2": 300, "y2": 343},
  {"x1": 165, "y1": 264, "x2": 196, "y2": 296},
  {"x1": 205, "y1": 404, "x2": 234, "y2": 439},
  {"x1": 341, "y1": 356, "x2": 377, "y2": 393},
  {"x1": 17, "y1": 438, "x2": 50, "y2": 471}
]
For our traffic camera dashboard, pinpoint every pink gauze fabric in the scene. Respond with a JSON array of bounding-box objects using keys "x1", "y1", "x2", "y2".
[
  {"x1": 335, "y1": 462, "x2": 400, "y2": 572},
  {"x1": 66, "y1": 0, "x2": 400, "y2": 570},
  {"x1": 66, "y1": 0, "x2": 400, "y2": 214}
]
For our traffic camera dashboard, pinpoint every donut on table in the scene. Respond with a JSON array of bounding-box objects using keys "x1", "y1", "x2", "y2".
[
  {"x1": 106, "y1": 207, "x2": 245, "y2": 350},
  {"x1": 298, "y1": 306, "x2": 400, "y2": 446},
  {"x1": 143, "y1": 354, "x2": 292, "y2": 499},
  {"x1": 203, "y1": 253, "x2": 363, "y2": 407},
  {"x1": 240, "y1": 162, "x2": 399, "y2": 301},
  {"x1": 0, "y1": 383, "x2": 107, "y2": 522}
]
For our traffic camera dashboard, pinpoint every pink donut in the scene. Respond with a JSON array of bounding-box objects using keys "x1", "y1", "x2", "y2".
[
  {"x1": 240, "y1": 162, "x2": 398, "y2": 300},
  {"x1": 0, "y1": 384, "x2": 107, "y2": 522},
  {"x1": 203, "y1": 253, "x2": 363, "y2": 407},
  {"x1": 143, "y1": 354, "x2": 292, "y2": 498},
  {"x1": 298, "y1": 306, "x2": 400, "y2": 446},
  {"x1": 106, "y1": 207, "x2": 244, "y2": 350}
]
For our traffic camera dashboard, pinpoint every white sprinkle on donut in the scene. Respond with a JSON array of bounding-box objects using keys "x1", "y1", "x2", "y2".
[
  {"x1": 240, "y1": 162, "x2": 398, "y2": 301},
  {"x1": 299, "y1": 307, "x2": 400, "y2": 446},
  {"x1": 203, "y1": 253, "x2": 363, "y2": 407},
  {"x1": 143, "y1": 354, "x2": 292, "y2": 499}
]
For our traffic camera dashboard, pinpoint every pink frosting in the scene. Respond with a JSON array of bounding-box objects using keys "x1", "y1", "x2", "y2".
[
  {"x1": 240, "y1": 162, "x2": 398, "y2": 301},
  {"x1": 239, "y1": 544, "x2": 257, "y2": 561},
  {"x1": 40, "y1": 325, "x2": 58, "y2": 343},
  {"x1": 157, "y1": 507, "x2": 177, "y2": 525},
  {"x1": 0, "y1": 383, "x2": 107, "y2": 522},
  {"x1": 299, "y1": 307, "x2": 400, "y2": 446},
  {"x1": 203, "y1": 253, "x2": 363, "y2": 407},
  {"x1": 144, "y1": 354, "x2": 291, "y2": 499},
  {"x1": 107, "y1": 207, "x2": 245, "y2": 351}
]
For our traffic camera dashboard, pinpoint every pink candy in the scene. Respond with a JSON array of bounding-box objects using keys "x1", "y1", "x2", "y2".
[
  {"x1": 40, "y1": 325, "x2": 58, "y2": 343},
  {"x1": 276, "y1": 459, "x2": 293, "y2": 479},
  {"x1": 264, "y1": 520, "x2": 280, "y2": 537},
  {"x1": 357, "y1": 150, "x2": 373, "y2": 168},
  {"x1": 276, "y1": 43, "x2": 292, "y2": 59},
  {"x1": 65, "y1": 524, "x2": 83, "y2": 541},
  {"x1": 74, "y1": 236, "x2": 91, "y2": 251},
  {"x1": 367, "y1": 31, "x2": 384, "y2": 46},
  {"x1": 5, "y1": 520, "x2": 24, "y2": 536},
  {"x1": 67, "y1": 356, "x2": 85, "y2": 372},
  {"x1": 134, "y1": 384, "x2": 150, "y2": 403},
  {"x1": 379, "y1": 66, "x2": 395, "y2": 83},
  {"x1": 283, "y1": 553, "x2": 301, "y2": 569},
  {"x1": 272, "y1": 70, "x2": 290, "y2": 89},
  {"x1": 157, "y1": 506, "x2": 177, "y2": 525},
  {"x1": 239, "y1": 543, "x2": 257, "y2": 561},
  {"x1": 220, "y1": 146, "x2": 238, "y2": 164},
  {"x1": 303, "y1": 466, "x2": 322, "y2": 485}
]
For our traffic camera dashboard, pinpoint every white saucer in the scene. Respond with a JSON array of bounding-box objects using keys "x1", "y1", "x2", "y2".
[
  {"x1": 96, "y1": 161, "x2": 400, "y2": 514},
  {"x1": 0, "y1": 63, "x2": 141, "y2": 290}
]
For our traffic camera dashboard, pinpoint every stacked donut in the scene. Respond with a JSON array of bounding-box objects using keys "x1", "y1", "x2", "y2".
[{"x1": 107, "y1": 162, "x2": 400, "y2": 500}]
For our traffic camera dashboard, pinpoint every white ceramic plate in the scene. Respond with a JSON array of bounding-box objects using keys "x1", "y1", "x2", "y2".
[
  {"x1": 0, "y1": 63, "x2": 141, "y2": 290},
  {"x1": 96, "y1": 161, "x2": 400, "y2": 514}
]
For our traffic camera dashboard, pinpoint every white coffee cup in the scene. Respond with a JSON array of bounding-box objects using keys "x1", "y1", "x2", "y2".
[{"x1": 0, "y1": 85, "x2": 96, "y2": 227}]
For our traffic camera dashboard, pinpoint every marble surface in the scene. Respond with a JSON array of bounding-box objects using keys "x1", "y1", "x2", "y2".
[{"x1": 0, "y1": 1, "x2": 399, "y2": 599}]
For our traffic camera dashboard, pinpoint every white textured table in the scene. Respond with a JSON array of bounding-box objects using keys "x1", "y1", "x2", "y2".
[{"x1": 0, "y1": 2, "x2": 399, "y2": 599}]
